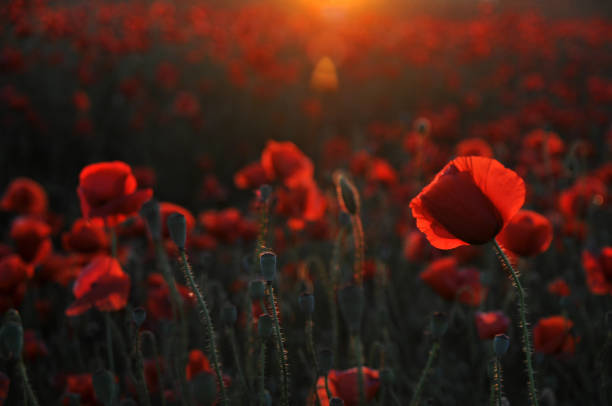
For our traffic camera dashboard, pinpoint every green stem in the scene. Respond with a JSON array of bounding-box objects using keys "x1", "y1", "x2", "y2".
[
  {"x1": 493, "y1": 240, "x2": 538, "y2": 406},
  {"x1": 266, "y1": 284, "x2": 290, "y2": 406},
  {"x1": 306, "y1": 316, "x2": 321, "y2": 406},
  {"x1": 179, "y1": 250, "x2": 229, "y2": 406},
  {"x1": 18, "y1": 359, "x2": 39, "y2": 406},
  {"x1": 134, "y1": 331, "x2": 152, "y2": 406},
  {"x1": 409, "y1": 341, "x2": 439, "y2": 406},
  {"x1": 227, "y1": 326, "x2": 249, "y2": 395},
  {"x1": 105, "y1": 312, "x2": 115, "y2": 374},
  {"x1": 324, "y1": 375, "x2": 332, "y2": 400},
  {"x1": 496, "y1": 358, "x2": 503, "y2": 406},
  {"x1": 258, "y1": 340, "x2": 267, "y2": 406},
  {"x1": 352, "y1": 335, "x2": 365, "y2": 406}
]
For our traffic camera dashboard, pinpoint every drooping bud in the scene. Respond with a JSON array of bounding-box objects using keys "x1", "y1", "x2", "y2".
[
  {"x1": 221, "y1": 304, "x2": 238, "y2": 326},
  {"x1": 493, "y1": 334, "x2": 510, "y2": 357},
  {"x1": 334, "y1": 172, "x2": 359, "y2": 215},
  {"x1": 92, "y1": 369, "x2": 117, "y2": 406},
  {"x1": 191, "y1": 372, "x2": 217, "y2": 406},
  {"x1": 132, "y1": 307, "x2": 146, "y2": 327},
  {"x1": 140, "y1": 199, "x2": 161, "y2": 241},
  {"x1": 298, "y1": 293, "x2": 315, "y2": 315},
  {"x1": 249, "y1": 280, "x2": 266, "y2": 301},
  {"x1": 318, "y1": 348, "x2": 333, "y2": 375},
  {"x1": 338, "y1": 284, "x2": 364, "y2": 335},
  {"x1": 167, "y1": 212, "x2": 187, "y2": 250},
  {"x1": 259, "y1": 251, "x2": 277, "y2": 282},
  {"x1": 258, "y1": 314, "x2": 274, "y2": 340},
  {"x1": 430, "y1": 312, "x2": 448, "y2": 340}
]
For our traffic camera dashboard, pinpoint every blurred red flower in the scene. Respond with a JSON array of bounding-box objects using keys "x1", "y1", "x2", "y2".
[
  {"x1": 547, "y1": 278, "x2": 571, "y2": 297},
  {"x1": 199, "y1": 208, "x2": 257, "y2": 244},
  {"x1": 77, "y1": 161, "x2": 152, "y2": 225},
  {"x1": 0, "y1": 254, "x2": 31, "y2": 313},
  {"x1": 496, "y1": 210, "x2": 552, "y2": 257},
  {"x1": 559, "y1": 176, "x2": 607, "y2": 220},
  {"x1": 62, "y1": 218, "x2": 109, "y2": 256},
  {"x1": 315, "y1": 367, "x2": 380, "y2": 406},
  {"x1": 10, "y1": 216, "x2": 52, "y2": 265},
  {"x1": 455, "y1": 138, "x2": 493, "y2": 158},
  {"x1": 420, "y1": 257, "x2": 487, "y2": 306},
  {"x1": 65, "y1": 256, "x2": 131, "y2": 316},
  {"x1": 186, "y1": 349, "x2": 212, "y2": 380},
  {"x1": 234, "y1": 161, "x2": 270, "y2": 190},
  {"x1": 1, "y1": 177, "x2": 48, "y2": 216},
  {"x1": 62, "y1": 374, "x2": 100, "y2": 406},
  {"x1": 474, "y1": 311, "x2": 510, "y2": 340},
  {"x1": 23, "y1": 329, "x2": 49, "y2": 360},
  {"x1": 261, "y1": 140, "x2": 314, "y2": 187},
  {"x1": 533, "y1": 316, "x2": 576, "y2": 356},
  {"x1": 582, "y1": 247, "x2": 612, "y2": 295},
  {"x1": 275, "y1": 180, "x2": 327, "y2": 231},
  {"x1": 146, "y1": 273, "x2": 193, "y2": 320},
  {"x1": 38, "y1": 254, "x2": 84, "y2": 286},
  {"x1": 410, "y1": 156, "x2": 525, "y2": 249}
]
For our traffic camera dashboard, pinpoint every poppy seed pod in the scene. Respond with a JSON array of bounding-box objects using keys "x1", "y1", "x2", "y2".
[
  {"x1": 92, "y1": 369, "x2": 117, "y2": 406},
  {"x1": 338, "y1": 284, "x2": 364, "y2": 334},
  {"x1": 249, "y1": 280, "x2": 266, "y2": 301},
  {"x1": 335, "y1": 172, "x2": 359, "y2": 215},
  {"x1": 259, "y1": 251, "x2": 277, "y2": 282},
  {"x1": 493, "y1": 334, "x2": 510, "y2": 357},
  {"x1": 330, "y1": 397, "x2": 345, "y2": 406},
  {"x1": 298, "y1": 293, "x2": 315, "y2": 315},
  {"x1": 191, "y1": 371, "x2": 217, "y2": 406},
  {"x1": 430, "y1": 312, "x2": 448, "y2": 340},
  {"x1": 140, "y1": 199, "x2": 161, "y2": 241},
  {"x1": 221, "y1": 304, "x2": 238, "y2": 326},
  {"x1": 0, "y1": 321, "x2": 23, "y2": 359},
  {"x1": 132, "y1": 307, "x2": 146, "y2": 327},
  {"x1": 258, "y1": 314, "x2": 274, "y2": 339},
  {"x1": 318, "y1": 348, "x2": 334, "y2": 375},
  {"x1": 167, "y1": 212, "x2": 187, "y2": 250}
]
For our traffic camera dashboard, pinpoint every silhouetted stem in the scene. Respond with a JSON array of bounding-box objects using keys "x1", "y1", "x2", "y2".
[
  {"x1": 133, "y1": 330, "x2": 152, "y2": 406},
  {"x1": 352, "y1": 335, "x2": 365, "y2": 406},
  {"x1": 18, "y1": 359, "x2": 39, "y2": 406},
  {"x1": 493, "y1": 240, "x2": 538, "y2": 406},
  {"x1": 105, "y1": 312, "x2": 115, "y2": 374},
  {"x1": 409, "y1": 341, "x2": 439, "y2": 406},
  {"x1": 227, "y1": 326, "x2": 249, "y2": 395},
  {"x1": 258, "y1": 340, "x2": 267, "y2": 406},
  {"x1": 496, "y1": 358, "x2": 503, "y2": 406},
  {"x1": 266, "y1": 284, "x2": 289, "y2": 406},
  {"x1": 179, "y1": 250, "x2": 229, "y2": 406}
]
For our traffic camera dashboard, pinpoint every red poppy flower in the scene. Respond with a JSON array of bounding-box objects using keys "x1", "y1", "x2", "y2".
[
  {"x1": 402, "y1": 230, "x2": 431, "y2": 262},
  {"x1": 275, "y1": 179, "x2": 327, "y2": 231},
  {"x1": 199, "y1": 208, "x2": 251, "y2": 244},
  {"x1": 366, "y1": 158, "x2": 398, "y2": 187},
  {"x1": 0, "y1": 254, "x2": 31, "y2": 313},
  {"x1": 455, "y1": 138, "x2": 493, "y2": 158},
  {"x1": 65, "y1": 256, "x2": 131, "y2": 316},
  {"x1": 77, "y1": 161, "x2": 152, "y2": 224},
  {"x1": 559, "y1": 176, "x2": 606, "y2": 220},
  {"x1": 582, "y1": 247, "x2": 612, "y2": 295},
  {"x1": 62, "y1": 374, "x2": 100, "y2": 406},
  {"x1": 234, "y1": 161, "x2": 270, "y2": 190},
  {"x1": 10, "y1": 216, "x2": 52, "y2": 265},
  {"x1": 420, "y1": 257, "x2": 487, "y2": 306},
  {"x1": 474, "y1": 311, "x2": 510, "y2": 340},
  {"x1": 186, "y1": 349, "x2": 212, "y2": 381},
  {"x1": 261, "y1": 140, "x2": 314, "y2": 187},
  {"x1": 38, "y1": 254, "x2": 84, "y2": 287},
  {"x1": 410, "y1": 156, "x2": 525, "y2": 249},
  {"x1": 315, "y1": 367, "x2": 380, "y2": 406},
  {"x1": 62, "y1": 218, "x2": 109, "y2": 255},
  {"x1": 160, "y1": 202, "x2": 195, "y2": 240},
  {"x1": 146, "y1": 273, "x2": 193, "y2": 320},
  {"x1": 547, "y1": 278, "x2": 571, "y2": 297},
  {"x1": 1, "y1": 177, "x2": 48, "y2": 216},
  {"x1": 495, "y1": 210, "x2": 552, "y2": 257},
  {"x1": 133, "y1": 166, "x2": 156, "y2": 189},
  {"x1": 533, "y1": 316, "x2": 576, "y2": 356}
]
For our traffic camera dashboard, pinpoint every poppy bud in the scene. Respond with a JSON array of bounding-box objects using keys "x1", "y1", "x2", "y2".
[
  {"x1": 493, "y1": 334, "x2": 510, "y2": 357},
  {"x1": 318, "y1": 348, "x2": 333, "y2": 375},
  {"x1": 330, "y1": 398, "x2": 345, "y2": 406},
  {"x1": 430, "y1": 312, "x2": 448, "y2": 340},
  {"x1": 298, "y1": 293, "x2": 315, "y2": 315},
  {"x1": 259, "y1": 251, "x2": 277, "y2": 282},
  {"x1": 380, "y1": 368, "x2": 395, "y2": 385},
  {"x1": 0, "y1": 321, "x2": 23, "y2": 359},
  {"x1": 335, "y1": 172, "x2": 359, "y2": 215},
  {"x1": 259, "y1": 184, "x2": 272, "y2": 202},
  {"x1": 167, "y1": 213, "x2": 187, "y2": 250},
  {"x1": 249, "y1": 280, "x2": 266, "y2": 301},
  {"x1": 140, "y1": 199, "x2": 161, "y2": 241},
  {"x1": 191, "y1": 372, "x2": 217, "y2": 406},
  {"x1": 221, "y1": 304, "x2": 238, "y2": 326},
  {"x1": 258, "y1": 314, "x2": 274, "y2": 340},
  {"x1": 132, "y1": 307, "x2": 146, "y2": 327},
  {"x1": 338, "y1": 284, "x2": 364, "y2": 334},
  {"x1": 92, "y1": 369, "x2": 117, "y2": 406}
]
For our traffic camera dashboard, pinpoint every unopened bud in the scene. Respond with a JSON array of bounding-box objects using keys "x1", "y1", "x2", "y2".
[
  {"x1": 0, "y1": 321, "x2": 23, "y2": 359},
  {"x1": 338, "y1": 284, "x2": 364, "y2": 334},
  {"x1": 430, "y1": 312, "x2": 448, "y2": 340},
  {"x1": 132, "y1": 307, "x2": 146, "y2": 327},
  {"x1": 335, "y1": 173, "x2": 359, "y2": 215},
  {"x1": 140, "y1": 199, "x2": 161, "y2": 241},
  {"x1": 493, "y1": 334, "x2": 510, "y2": 357},
  {"x1": 259, "y1": 251, "x2": 277, "y2": 282},
  {"x1": 259, "y1": 184, "x2": 272, "y2": 202},
  {"x1": 167, "y1": 212, "x2": 187, "y2": 250}
]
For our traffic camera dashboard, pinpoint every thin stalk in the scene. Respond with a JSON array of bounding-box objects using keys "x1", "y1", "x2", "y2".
[
  {"x1": 351, "y1": 216, "x2": 365, "y2": 285},
  {"x1": 266, "y1": 284, "x2": 290, "y2": 406},
  {"x1": 178, "y1": 250, "x2": 229, "y2": 406},
  {"x1": 305, "y1": 316, "x2": 321, "y2": 406},
  {"x1": 142, "y1": 331, "x2": 166, "y2": 406},
  {"x1": 495, "y1": 358, "x2": 503, "y2": 406},
  {"x1": 258, "y1": 340, "x2": 267, "y2": 406},
  {"x1": 226, "y1": 326, "x2": 249, "y2": 395},
  {"x1": 409, "y1": 341, "x2": 440, "y2": 406},
  {"x1": 352, "y1": 335, "x2": 365, "y2": 406},
  {"x1": 493, "y1": 240, "x2": 538, "y2": 406},
  {"x1": 133, "y1": 330, "x2": 152, "y2": 406},
  {"x1": 18, "y1": 359, "x2": 39, "y2": 406},
  {"x1": 105, "y1": 312, "x2": 115, "y2": 374}
]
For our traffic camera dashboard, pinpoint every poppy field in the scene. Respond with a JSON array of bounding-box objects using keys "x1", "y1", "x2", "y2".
[{"x1": 0, "y1": 0, "x2": 611, "y2": 405}]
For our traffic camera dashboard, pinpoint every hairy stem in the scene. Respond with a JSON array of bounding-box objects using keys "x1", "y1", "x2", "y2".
[
  {"x1": 18, "y1": 359, "x2": 39, "y2": 406},
  {"x1": 409, "y1": 341, "x2": 439, "y2": 406},
  {"x1": 266, "y1": 284, "x2": 290, "y2": 406}
]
